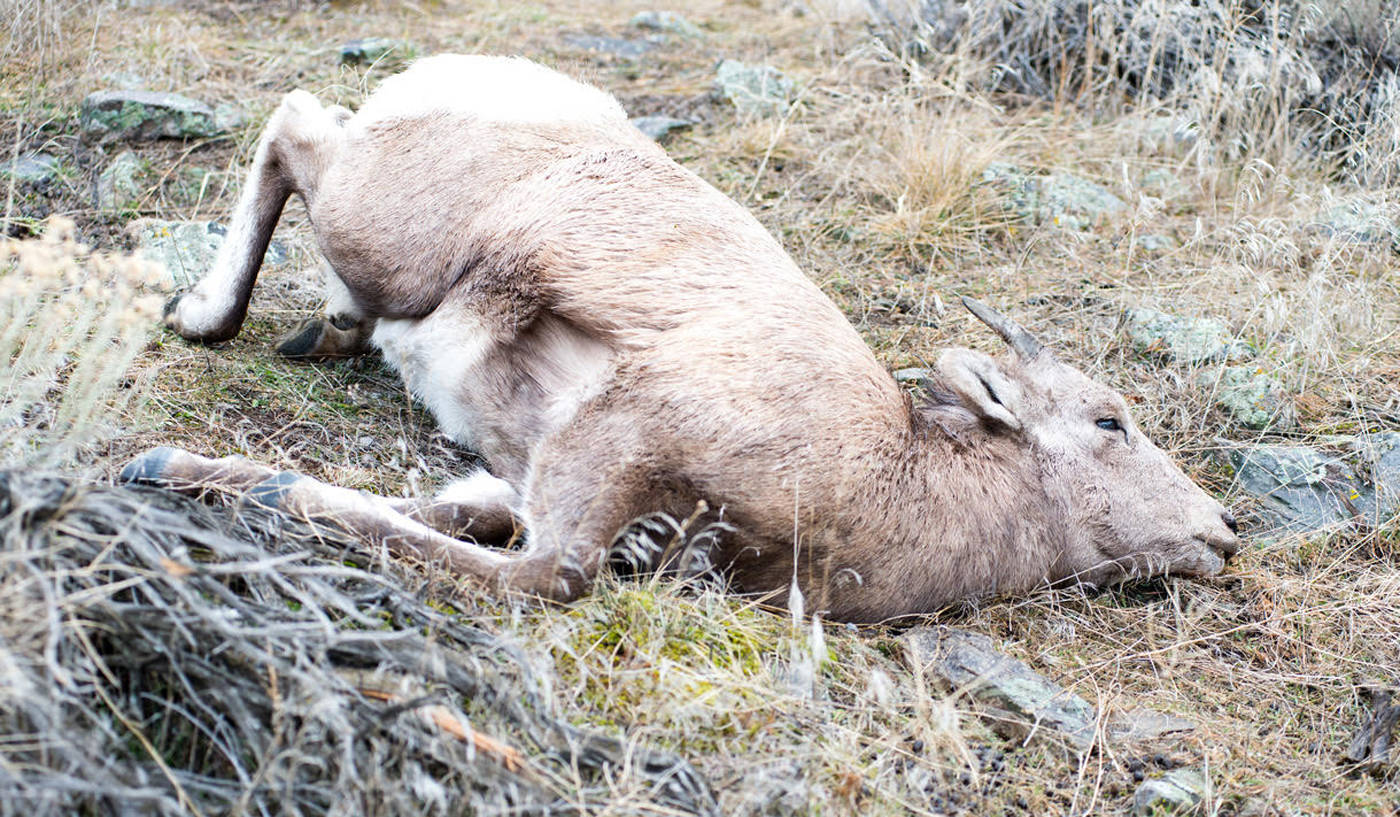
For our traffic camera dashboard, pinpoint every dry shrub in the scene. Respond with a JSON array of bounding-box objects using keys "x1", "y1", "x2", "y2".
[
  {"x1": 0, "y1": 473, "x2": 716, "y2": 816},
  {"x1": 858, "y1": 0, "x2": 1400, "y2": 182},
  {"x1": 0, "y1": 217, "x2": 165, "y2": 466}
]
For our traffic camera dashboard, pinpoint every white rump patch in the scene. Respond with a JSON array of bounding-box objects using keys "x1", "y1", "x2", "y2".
[{"x1": 355, "y1": 54, "x2": 627, "y2": 127}]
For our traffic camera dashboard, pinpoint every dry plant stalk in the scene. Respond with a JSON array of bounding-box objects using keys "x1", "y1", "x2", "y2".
[{"x1": 0, "y1": 217, "x2": 165, "y2": 466}]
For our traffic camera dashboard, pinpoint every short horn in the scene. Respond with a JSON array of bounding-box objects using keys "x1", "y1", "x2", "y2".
[{"x1": 960, "y1": 296, "x2": 1045, "y2": 360}]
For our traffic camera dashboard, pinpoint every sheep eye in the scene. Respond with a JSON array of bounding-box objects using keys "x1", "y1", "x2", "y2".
[{"x1": 1095, "y1": 418, "x2": 1122, "y2": 432}]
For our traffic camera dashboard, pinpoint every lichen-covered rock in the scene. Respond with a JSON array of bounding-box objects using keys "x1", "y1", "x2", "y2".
[
  {"x1": 1123, "y1": 307, "x2": 1250, "y2": 364},
  {"x1": 1138, "y1": 168, "x2": 1191, "y2": 201},
  {"x1": 339, "y1": 37, "x2": 410, "y2": 65},
  {"x1": 630, "y1": 115, "x2": 692, "y2": 143},
  {"x1": 96, "y1": 151, "x2": 143, "y2": 212},
  {"x1": 630, "y1": 10, "x2": 703, "y2": 38},
  {"x1": 80, "y1": 90, "x2": 225, "y2": 141},
  {"x1": 904, "y1": 627, "x2": 1197, "y2": 753},
  {"x1": 2, "y1": 152, "x2": 60, "y2": 185},
  {"x1": 1201, "y1": 366, "x2": 1294, "y2": 429},
  {"x1": 1137, "y1": 234, "x2": 1178, "y2": 253},
  {"x1": 715, "y1": 60, "x2": 793, "y2": 117},
  {"x1": 979, "y1": 162, "x2": 1126, "y2": 229},
  {"x1": 1132, "y1": 767, "x2": 1208, "y2": 815},
  {"x1": 1311, "y1": 196, "x2": 1400, "y2": 248},
  {"x1": 1040, "y1": 172, "x2": 1127, "y2": 229},
  {"x1": 131, "y1": 219, "x2": 287, "y2": 290},
  {"x1": 1224, "y1": 437, "x2": 1400, "y2": 537},
  {"x1": 1140, "y1": 115, "x2": 1199, "y2": 156},
  {"x1": 562, "y1": 34, "x2": 652, "y2": 59},
  {"x1": 904, "y1": 626, "x2": 1098, "y2": 751}
]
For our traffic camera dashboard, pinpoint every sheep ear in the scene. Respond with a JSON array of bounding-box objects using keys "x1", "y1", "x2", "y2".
[{"x1": 936, "y1": 348, "x2": 1024, "y2": 431}]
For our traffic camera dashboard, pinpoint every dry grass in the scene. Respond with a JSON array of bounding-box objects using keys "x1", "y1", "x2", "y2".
[{"x1": 1, "y1": 0, "x2": 1398, "y2": 814}]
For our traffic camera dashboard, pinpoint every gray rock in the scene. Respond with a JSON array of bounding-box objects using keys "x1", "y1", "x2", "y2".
[
  {"x1": 212, "y1": 103, "x2": 247, "y2": 133},
  {"x1": 893, "y1": 367, "x2": 934, "y2": 389},
  {"x1": 979, "y1": 162, "x2": 1126, "y2": 229},
  {"x1": 715, "y1": 60, "x2": 794, "y2": 117},
  {"x1": 80, "y1": 90, "x2": 225, "y2": 141},
  {"x1": 630, "y1": 10, "x2": 703, "y2": 38},
  {"x1": 562, "y1": 34, "x2": 653, "y2": 59},
  {"x1": 339, "y1": 37, "x2": 409, "y2": 65},
  {"x1": 1351, "y1": 432, "x2": 1400, "y2": 524},
  {"x1": 1132, "y1": 767, "x2": 1208, "y2": 815},
  {"x1": 1107, "y1": 709, "x2": 1197, "y2": 744},
  {"x1": 2, "y1": 152, "x2": 60, "y2": 185},
  {"x1": 1224, "y1": 437, "x2": 1400, "y2": 537},
  {"x1": 1200, "y1": 366, "x2": 1294, "y2": 430},
  {"x1": 1139, "y1": 168, "x2": 1191, "y2": 200},
  {"x1": 96, "y1": 151, "x2": 143, "y2": 212},
  {"x1": 730, "y1": 759, "x2": 809, "y2": 817},
  {"x1": 630, "y1": 115, "x2": 691, "y2": 143},
  {"x1": 1141, "y1": 115, "x2": 1199, "y2": 156},
  {"x1": 131, "y1": 219, "x2": 287, "y2": 289},
  {"x1": 1138, "y1": 234, "x2": 1178, "y2": 253},
  {"x1": 905, "y1": 627, "x2": 1197, "y2": 753},
  {"x1": 1311, "y1": 197, "x2": 1399, "y2": 248},
  {"x1": 904, "y1": 627, "x2": 1099, "y2": 751},
  {"x1": 1123, "y1": 307, "x2": 1250, "y2": 364},
  {"x1": 1040, "y1": 172, "x2": 1127, "y2": 229}
]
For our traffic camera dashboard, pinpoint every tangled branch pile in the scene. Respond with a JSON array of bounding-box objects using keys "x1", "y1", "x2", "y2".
[
  {"x1": 0, "y1": 473, "x2": 716, "y2": 816},
  {"x1": 870, "y1": 0, "x2": 1400, "y2": 181}
]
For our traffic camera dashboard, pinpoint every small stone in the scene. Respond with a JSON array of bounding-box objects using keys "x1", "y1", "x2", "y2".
[
  {"x1": 1311, "y1": 196, "x2": 1399, "y2": 248},
  {"x1": 1123, "y1": 307, "x2": 1250, "y2": 365},
  {"x1": 1201, "y1": 365, "x2": 1294, "y2": 430},
  {"x1": 1139, "y1": 168, "x2": 1191, "y2": 200},
  {"x1": 1137, "y1": 234, "x2": 1177, "y2": 253},
  {"x1": 715, "y1": 60, "x2": 794, "y2": 117},
  {"x1": 730, "y1": 759, "x2": 809, "y2": 817},
  {"x1": 979, "y1": 163, "x2": 1126, "y2": 229},
  {"x1": 904, "y1": 626, "x2": 1097, "y2": 751},
  {"x1": 1107, "y1": 709, "x2": 1197, "y2": 745},
  {"x1": 80, "y1": 90, "x2": 225, "y2": 141},
  {"x1": 339, "y1": 37, "x2": 409, "y2": 65},
  {"x1": 980, "y1": 161, "x2": 1039, "y2": 223},
  {"x1": 96, "y1": 151, "x2": 143, "y2": 212},
  {"x1": 1131, "y1": 767, "x2": 1207, "y2": 815},
  {"x1": 130, "y1": 219, "x2": 287, "y2": 289},
  {"x1": 892, "y1": 367, "x2": 934, "y2": 389},
  {"x1": 1040, "y1": 172, "x2": 1127, "y2": 229},
  {"x1": 562, "y1": 34, "x2": 652, "y2": 59},
  {"x1": 630, "y1": 115, "x2": 691, "y2": 143},
  {"x1": 1140, "y1": 115, "x2": 1199, "y2": 156},
  {"x1": 629, "y1": 10, "x2": 703, "y2": 38},
  {"x1": 1, "y1": 152, "x2": 60, "y2": 185}
]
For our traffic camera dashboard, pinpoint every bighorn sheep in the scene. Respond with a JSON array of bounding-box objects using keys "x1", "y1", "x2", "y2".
[{"x1": 134, "y1": 55, "x2": 1240, "y2": 622}]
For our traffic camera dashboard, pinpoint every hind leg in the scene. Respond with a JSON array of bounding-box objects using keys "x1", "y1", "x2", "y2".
[
  {"x1": 165, "y1": 90, "x2": 347, "y2": 343},
  {"x1": 121, "y1": 447, "x2": 514, "y2": 579}
]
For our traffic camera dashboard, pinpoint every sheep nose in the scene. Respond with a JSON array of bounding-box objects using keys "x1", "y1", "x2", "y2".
[{"x1": 1222, "y1": 511, "x2": 1239, "y2": 534}]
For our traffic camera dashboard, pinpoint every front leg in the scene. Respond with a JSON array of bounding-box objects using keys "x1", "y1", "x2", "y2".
[{"x1": 165, "y1": 90, "x2": 345, "y2": 344}]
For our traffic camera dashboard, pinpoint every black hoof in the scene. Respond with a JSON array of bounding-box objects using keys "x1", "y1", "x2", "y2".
[
  {"x1": 276, "y1": 320, "x2": 325, "y2": 359},
  {"x1": 120, "y1": 447, "x2": 177, "y2": 486}
]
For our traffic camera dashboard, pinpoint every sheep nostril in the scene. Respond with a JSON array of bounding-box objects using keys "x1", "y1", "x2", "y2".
[{"x1": 1222, "y1": 511, "x2": 1239, "y2": 534}]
